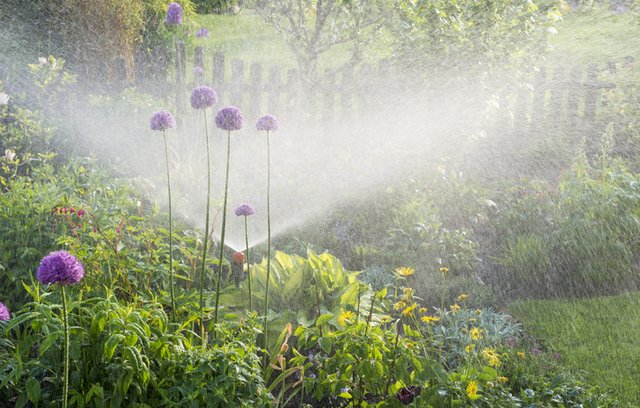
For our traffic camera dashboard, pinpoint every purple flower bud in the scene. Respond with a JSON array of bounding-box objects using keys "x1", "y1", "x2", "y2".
[
  {"x1": 37, "y1": 251, "x2": 85, "y2": 286},
  {"x1": 166, "y1": 2, "x2": 183, "y2": 25},
  {"x1": 150, "y1": 111, "x2": 176, "y2": 131},
  {"x1": 193, "y1": 66, "x2": 204, "y2": 77},
  {"x1": 190, "y1": 86, "x2": 218, "y2": 110},
  {"x1": 0, "y1": 301, "x2": 9, "y2": 321},
  {"x1": 256, "y1": 114, "x2": 279, "y2": 131},
  {"x1": 215, "y1": 106, "x2": 243, "y2": 131},
  {"x1": 235, "y1": 203, "x2": 255, "y2": 217},
  {"x1": 196, "y1": 27, "x2": 210, "y2": 38}
]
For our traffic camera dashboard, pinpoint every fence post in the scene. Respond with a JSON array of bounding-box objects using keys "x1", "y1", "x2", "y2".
[
  {"x1": 267, "y1": 66, "x2": 281, "y2": 115},
  {"x1": 566, "y1": 66, "x2": 582, "y2": 130},
  {"x1": 583, "y1": 64, "x2": 599, "y2": 123},
  {"x1": 285, "y1": 68, "x2": 300, "y2": 124},
  {"x1": 249, "y1": 62, "x2": 262, "y2": 121},
  {"x1": 175, "y1": 41, "x2": 186, "y2": 112},
  {"x1": 230, "y1": 59, "x2": 244, "y2": 106},
  {"x1": 549, "y1": 66, "x2": 566, "y2": 121},
  {"x1": 213, "y1": 52, "x2": 225, "y2": 102}
]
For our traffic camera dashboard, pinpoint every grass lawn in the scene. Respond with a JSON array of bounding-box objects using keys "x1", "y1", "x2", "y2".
[{"x1": 509, "y1": 292, "x2": 640, "y2": 404}]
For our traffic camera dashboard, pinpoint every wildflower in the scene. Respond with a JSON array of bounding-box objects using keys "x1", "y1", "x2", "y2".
[
  {"x1": 517, "y1": 351, "x2": 526, "y2": 359},
  {"x1": 193, "y1": 66, "x2": 204, "y2": 77},
  {"x1": 469, "y1": 318, "x2": 477, "y2": 323},
  {"x1": 338, "y1": 309, "x2": 356, "y2": 326},
  {"x1": 482, "y1": 348, "x2": 500, "y2": 367},
  {"x1": 498, "y1": 376, "x2": 508, "y2": 383},
  {"x1": 215, "y1": 106, "x2": 243, "y2": 131},
  {"x1": 380, "y1": 315, "x2": 393, "y2": 324},
  {"x1": 235, "y1": 203, "x2": 255, "y2": 216},
  {"x1": 0, "y1": 92, "x2": 9, "y2": 106},
  {"x1": 470, "y1": 327, "x2": 483, "y2": 340},
  {"x1": 196, "y1": 27, "x2": 210, "y2": 38},
  {"x1": 419, "y1": 307, "x2": 427, "y2": 314},
  {"x1": 37, "y1": 251, "x2": 84, "y2": 285},
  {"x1": 190, "y1": 86, "x2": 217, "y2": 110},
  {"x1": 0, "y1": 302, "x2": 9, "y2": 321},
  {"x1": 396, "y1": 386, "x2": 421, "y2": 405},
  {"x1": 166, "y1": 2, "x2": 183, "y2": 25},
  {"x1": 457, "y1": 293, "x2": 468, "y2": 302},
  {"x1": 395, "y1": 266, "x2": 415, "y2": 277},
  {"x1": 402, "y1": 303, "x2": 417, "y2": 318},
  {"x1": 4, "y1": 149, "x2": 16, "y2": 160},
  {"x1": 474, "y1": 309, "x2": 482, "y2": 315},
  {"x1": 421, "y1": 315, "x2": 440, "y2": 324},
  {"x1": 402, "y1": 287, "x2": 414, "y2": 298},
  {"x1": 394, "y1": 301, "x2": 406, "y2": 311},
  {"x1": 450, "y1": 303, "x2": 461, "y2": 312},
  {"x1": 232, "y1": 251, "x2": 244, "y2": 264},
  {"x1": 150, "y1": 110, "x2": 176, "y2": 131},
  {"x1": 256, "y1": 114, "x2": 279, "y2": 131},
  {"x1": 466, "y1": 380, "x2": 479, "y2": 400},
  {"x1": 439, "y1": 266, "x2": 449, "y2": 275},
  {"x1": 465, "y1": 343, "x2": 475, "y2": 353}
]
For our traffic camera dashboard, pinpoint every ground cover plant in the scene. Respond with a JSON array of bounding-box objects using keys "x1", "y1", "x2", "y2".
[{"x1": 1, "y1": 0, "x2": 640, "y2": 406}]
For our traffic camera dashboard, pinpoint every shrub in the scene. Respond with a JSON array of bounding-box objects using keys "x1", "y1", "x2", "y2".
[{"x1": 192, "y1": 0, "x2": 239, "y2": 14}]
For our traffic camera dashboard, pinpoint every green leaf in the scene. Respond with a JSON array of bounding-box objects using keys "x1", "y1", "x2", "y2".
[
  {"x1": 26, "y1": 378, "x2": 40, "y2": 405},
  {"x1": 104, "y1": 333, "x2": 125, "y2": 360},
  {"x1": 318, "y1": 337, "x2": 332, "y2": 354},
  {"x1": 315, "y1": 313, "x2": 334, "y2": 327}
]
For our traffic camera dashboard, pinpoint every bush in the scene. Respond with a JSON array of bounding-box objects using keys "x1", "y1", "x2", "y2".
[{"x1": 192, "y1": 0, "x2": 239, "y2": 14}]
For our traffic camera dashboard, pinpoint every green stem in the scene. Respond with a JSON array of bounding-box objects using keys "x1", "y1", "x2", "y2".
[
  {"x1": 441, "y1": 273, "x2": 446, "y2": 311},
  {"x1": 213, "y1": 130, "x2": 231, "y2": 327},
  {"x1": 163, "y1": 131, "x2": 177, "y2": 322},
  {"x1": 199, "y1": 109, "x2": 211, "y2": 341},
  {"x1": 61, "y1": 285, "x2": 70, "y2": 408},
  {"x1": 244, "y1": 216, "x2": 252, "y2": 311},
  {"x1": 263, "y1": 130, "x2": 272, "y2": 356}
]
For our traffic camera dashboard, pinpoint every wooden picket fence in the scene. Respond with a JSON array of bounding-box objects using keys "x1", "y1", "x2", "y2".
[{"x1": 128, "y1": 41, "x2": 631, "y2": 134}]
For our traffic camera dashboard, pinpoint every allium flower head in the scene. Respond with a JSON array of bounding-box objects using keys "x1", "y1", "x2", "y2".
[
  {"x1": 196, "y1": 27, "x2": 210, "y2": 38},
  {"x1": 150, "y1": 110, "x2": 176, "y2": 131},
  {"x1": 215, "y1": 106, "x2": 243, "y2": 131},
  {"x1": 37, "y1": 251, "x2": 85, "y2": 286},
  {"x1": 166, "y1": 2, "x2": 183, "y2": 25},
  {"x1": 193, "y1": 66, "x2": 204, "y2": 77},
  {"x1": 235, "y1": 203, "x2": 255, "y2": 217},
  {"x1": 190, "y1": 86, "x2": 217, "y2": 110},
  {"x1": 0, "y1": 302, "x2": 9, "y2": 321},
  {"x1": 256, "y1": 114, "x2": 279, "y2": 131}
]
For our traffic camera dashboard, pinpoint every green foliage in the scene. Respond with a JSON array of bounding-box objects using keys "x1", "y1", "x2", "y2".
[
  {"x1": 491, "y1": 156, "x2": 640, "y2": 298},
  {"x1": 0, "y1": 287, "x2": 270, "y2": 407},
  {"x1": 192, "y1": 0, "x2": 239, "y2": 14},
  {"x1": 391, "y1": 0, "x2": 564, "y2": 79}
]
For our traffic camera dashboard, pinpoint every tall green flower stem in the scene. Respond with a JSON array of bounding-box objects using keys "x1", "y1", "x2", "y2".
[
  {"x1": 440, "y1": 267, "x2": 448, "y2": 311},
  {"x1": 213, "y1": 130, "x2": 232, "y2": 328},
  {"x1": 162, "y1": 130, "x2": 177, "y2": 321},
  {"x1": 263, "y1": 129, "x2": 272, "y2": 354},
  {"x1": 199, "y1": 109, "x2": 212, "y2": 341},
  {"x1": 243, "y1": 215, "x2": 252, "y2": 310},
  {"x1": 61, "y1": 285, "x2": 70, "y2": 408}
]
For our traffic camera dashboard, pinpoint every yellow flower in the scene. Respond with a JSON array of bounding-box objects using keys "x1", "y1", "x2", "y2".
[
  {"x1": 482, "y1": 348, "x2": 500, "y2": 367},
  {"x1": 450, "y1": 304, "x2": 461, "y2": 312},
  {"x1": 337, "y1": 309, "x2": 356, "y2": 326},
  {"x1": 395, "y1": 266, "x2": 415, "y2": 277},
  {"x1": 439, "y1": 266, "x2": 449, "y2": 275},
  {"x1": 394, "y1": 301, "x2": 406, "y2": 311},
  {"x1": 474, "y1": 309, "x2": 482, "y2": 315},
  {"x1": 469, "y1": 318, "x2": 477, "y2": 324},
  {"x1": 465, "y1": 343, "x2": 475, "y2": 353},
  {"x1": 470, "y1": 327, "x2": 483, "y2": 340},
  {"x1": 457, "y1": 293, "x2": 468, "y2": 302},
  {"x1": 402, "y1": 287, "x2": 414, "y2": 298},
  {"x1": 402, "y1": 303, "x2": 417, "y2": 318},
  {"x1": 421, "y1": 315, "x2": 440, "y2": 324},
  {"x1": 466, "y1": 380, "x2": 479, "y2": 400},
  {"x1": 517, "y1": 351, "x2": 526, "y2": 359},
  {"x1": 380, "y1": 315, "x2": 393, "y2": 324},
  {"x1": 419, "y1": 307, "x2": 427, "y2": 314},
  {"x1": 498, "y1": 376, "x2": 508, "y2": 383}
]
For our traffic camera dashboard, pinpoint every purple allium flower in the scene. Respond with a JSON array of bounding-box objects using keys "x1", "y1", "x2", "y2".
[
  {"x1": 215, "y1": 106, "x2": 243, "y2": 131},
  {"x1": 196, "y1": 27, "x2": 210, "y2": 38},
  {"x1": 193, "y1": 66, "x2": 204, "y2": 77},
  {"x1": 37, "y1": 251, "x2": 85, "y2": 286},
  {"x1": 235, "y1": 203, "x2": 255, "y2": 216},
  {"x1": 0, "y1": 302, "x2": 9, "y2": 321},
  {"x1": 190, "y1": 86, "x2": 217, "y2": 110},
  {"x1": 256, "y1": 114, "x2": 279, "y2": 131},
  {"x1": 150, "y1": 110, "x2": 176, "y2": 131},
  {"x1": 166, "y1": 2, "x2": 183, "y2": 25}
]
